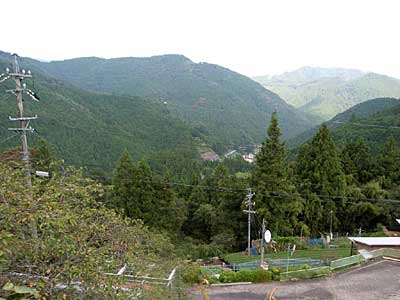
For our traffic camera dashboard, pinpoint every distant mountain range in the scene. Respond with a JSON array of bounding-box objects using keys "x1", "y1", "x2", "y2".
[
  {"x1": 23, "y1": 54, "x2": 319, "y2": 148},
  {"x1": 0, "y1": 54, "x2": 197, "y2": 172},
  {"x1": 254, "y1": 67, "x2": 400, "y2": 120},
  {"x1": 288, "y1": 97, "x2": 400, "y2": 151},
  {"x1": 0, "y1": 51, "x2": 319, "y2": 172}
]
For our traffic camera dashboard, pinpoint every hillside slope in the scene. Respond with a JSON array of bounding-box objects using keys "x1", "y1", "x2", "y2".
[
  {"x1": 23, "y1": 54, "x2": 317, "y2": 149},
  {"x1": 0, "y1": 55, "x2": 197, "y2": 171},
  {"x1": 254, "y1": 67, "x2": 400, "y2": 120},
  {"x1": 288, "y1": 97, "x2": 400, "y2": 150}
]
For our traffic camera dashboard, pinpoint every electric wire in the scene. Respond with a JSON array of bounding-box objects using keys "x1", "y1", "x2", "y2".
[{"x1": 333, "y1": 121, "x2": 400, "y2": 130}]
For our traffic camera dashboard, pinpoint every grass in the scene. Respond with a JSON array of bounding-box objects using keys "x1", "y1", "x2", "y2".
[{"x1": 223, "y1": 247, "x2": 351, "y2": 264}]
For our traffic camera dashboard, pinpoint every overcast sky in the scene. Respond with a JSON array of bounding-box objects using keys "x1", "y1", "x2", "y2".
[{"x1": 1, "y1": 0, "x2": 399, "y2": 78}]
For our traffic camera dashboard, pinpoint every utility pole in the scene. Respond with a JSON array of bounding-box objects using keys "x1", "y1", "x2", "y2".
[
  {"x1": 243, "y1": 188, "x2": 255, "y2": 256},
  {"x1": 330, "y1": 210, "x2": 333, "y2": 240},
  {"x1": 260, "y1": 218, "x2": 265, "y2": 266},
  {"x1": 0, "y1": 54, "x2": 39, "y2": 187}
]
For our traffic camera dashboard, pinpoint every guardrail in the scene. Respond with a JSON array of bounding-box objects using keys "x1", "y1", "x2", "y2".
[
  {"x1": 105, "y1": 265, "x2": 177, "y2": 287},
  {"x1": 281, "y1": 248, "x2": 400, "y2": 281},
  {"x1": 202, "y1": 248, "x2": 400, "y2": 282},
  {"x1": 229, "y1": 258, "x2": 325, "y2": 272},
  {"x1": 383, "y1": 248, "x2": 400, "y2": 259},
  {"x1": 280, "y1": 266, "x2": 330, "y2": 281},
  {"x1": 330, "y1": 254, "x2": 365, "y2": 270}
]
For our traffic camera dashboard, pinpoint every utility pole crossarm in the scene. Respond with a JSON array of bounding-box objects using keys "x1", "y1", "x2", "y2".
[
  {"x1": 244, "y1": 188, "x2": 256, "y2": 256},
  {"x1": 0, "y1": 54, "x2": 39, "y2": 187},
  {"x1": 9, "y1": 116, "x2": 38, "y2": 121}
]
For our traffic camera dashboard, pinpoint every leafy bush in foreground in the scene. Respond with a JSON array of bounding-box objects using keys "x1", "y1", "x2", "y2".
[{"x1": 0, "y1": 163, "x2": 180, "y2": 300}]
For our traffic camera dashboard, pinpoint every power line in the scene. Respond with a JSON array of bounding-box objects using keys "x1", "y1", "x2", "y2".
[
  {"x1": 333, "y1": 121, "x2": 400, "y2": 130},
  {"x1": 84, "y1": 171, "x2": 400, "y2": 206},
  {"x1": 0, "y1": 133, "x2": 19, "y2": 145}
]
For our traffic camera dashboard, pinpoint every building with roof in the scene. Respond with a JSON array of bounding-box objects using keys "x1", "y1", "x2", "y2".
[{"x1": 349, "y1": 237, "x2": 400, "y2": 251}]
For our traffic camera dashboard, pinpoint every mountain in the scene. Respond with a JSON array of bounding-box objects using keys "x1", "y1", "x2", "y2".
[
  {"x1": 0, "y1": 54, "x2": 197, "y2": 172},
  {"x1": 23, "y1": 54, "x2": 317, "y2": 151},
  {"x1": 254, "y1": 67, "x2": 400, "y2": 120},
  {"x1": 288, "y1": 97, "x2": 400, "y2": 151}
]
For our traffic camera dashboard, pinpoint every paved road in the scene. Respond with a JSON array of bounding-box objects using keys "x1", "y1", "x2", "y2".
[{"x1": 190, "y1": 259, "x2": 400, "y2": 300}]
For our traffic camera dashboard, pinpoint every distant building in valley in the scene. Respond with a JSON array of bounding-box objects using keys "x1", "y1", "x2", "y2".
[
  {"x1": 224, "y1": 150, "x2": 237, "y2": 158},
  {"x1": 201, "y1": 151, "x2": 220, "y2": 161},
  {"x1": 243, "y1": 153, "x2": 255, "y2": 163}
]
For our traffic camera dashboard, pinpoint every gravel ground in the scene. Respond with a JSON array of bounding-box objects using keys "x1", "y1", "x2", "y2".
[{"x1": 189, "y1": 259, "x2": 400, "y2": 300}]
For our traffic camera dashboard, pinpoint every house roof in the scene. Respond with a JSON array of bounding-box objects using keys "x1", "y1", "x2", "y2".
[{"x1": 349, "y1": 237, "x2": 400, "y2": 246}]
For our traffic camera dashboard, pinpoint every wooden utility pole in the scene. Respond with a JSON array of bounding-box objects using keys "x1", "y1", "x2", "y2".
[
  {"x1": 260, "y1": 218, "x2": 265, "y2": 265},
  {"x1": 0, "y1": 53, "x2": 39, "y2": 187},
  {"x1": 243, "y1": 189, "x2": 255, "y2": 256}
]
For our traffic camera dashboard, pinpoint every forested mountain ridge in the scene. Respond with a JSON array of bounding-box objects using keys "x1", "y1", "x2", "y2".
[
  {"x1": 21, "y1": 53, "x2": 318, "y2": 150},
  {"x1": 0, "y1": 55, "x2": 198, "y2": 173},
  {"x1": 288, "y1": 97, "x2": 400, "y2": 151},
  {"x1": 254, "y1": 67, "x2": 400, "y2": 120}
]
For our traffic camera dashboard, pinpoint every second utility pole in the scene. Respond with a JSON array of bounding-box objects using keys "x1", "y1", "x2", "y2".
[
  {"x1": 243, "y1": 189, "x2": 255, "y2": 256},
  {"x1": 260, "y1": 218, "x2": 265, "y2": 265}
]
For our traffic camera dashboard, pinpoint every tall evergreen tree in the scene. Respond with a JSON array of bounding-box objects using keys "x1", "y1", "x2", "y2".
[
  {"x1": 296, "y1": 124, "x2": 346, "y2": 235},
  {"x1": 111, "y1": 150, "x2": 137, "y2": 217},
  {"x1": 377, "y1": 137, "x2": 400, "y2": 187},
  {"x1": 252, "y1": 112, "x2": 302, "y2": 235},
  {"x1": 341, "y1": 140, "x2": 373, "y2": 184}
]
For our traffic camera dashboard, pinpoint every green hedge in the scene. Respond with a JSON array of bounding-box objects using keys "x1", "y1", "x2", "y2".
[
  {"x1": 280, "y1": 266, "x2": 331, "y2": 281},
  {"x1": 182, "y1": 265, "x2": 273, "y2": 284},
  {"x1": 219, "y1": 269, "x2": 272, "y2": 283}
]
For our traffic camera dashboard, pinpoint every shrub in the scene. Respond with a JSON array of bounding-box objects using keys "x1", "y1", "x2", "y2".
[
  {"x1": 235, "y1": 270, "x2": 254, "y2": 282},
  {"x1": 219, "y1": 270, "x2": 236, "y2": 283},
  {"x1": 274, "y1": 236, "x2": 302, "y2": 251},
  {"x1": 182, "y1": 265, "x2": 203, "y2": 284},
  {"x1": 270, "y1": 267, "x2": 282, "y2": 281},
  {"x1": 219, "y1": 269, "x2": 272, "y2": 283},
  {"x1": 252, "y1": 269, "x2": 272, "y2": 282}
]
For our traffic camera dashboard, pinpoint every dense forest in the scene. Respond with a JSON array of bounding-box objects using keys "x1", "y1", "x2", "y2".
[
  {"x1": 105, "y1": 113, "x2": 400, "y2": 256},
  {"x1": 0, "y1": 51, "x2": 324, "y2": 179},
  {"x1": 0, "y1": 55, "x2": 199, "y2": 175},
  {"x1": 15, "y1": 51, "x2": 318, "y2": 148},
  {"x1": 1, "y1": 51, "x2": 400, "y2": 299},
  {"x1": 288, "y1": 97, "x2": 400, "y2": 150}
]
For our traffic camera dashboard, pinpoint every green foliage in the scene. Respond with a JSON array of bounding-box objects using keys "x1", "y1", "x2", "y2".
[
  {"x1": 1, "y1": 282, "x2": 40, "y2": 300},
  {"x1": 289, "y1": 98, "x2": 400, "y2": 151},
  {"x1": 0, "y1": 56, "x2": 198, "y2": 176},
  {"x1": 219, "y1": 269, "x2": 272, "y2": 283},
  {"x1": 24, "y1": 52, "x2": 316, "y2": 149},
  {"x1": 253, "y1": 113, "x2": 303, "y2": 235},
  {"x1": 111, "y1": 152, "x2": 187, "y2": 235},
  {"x1": 181, "y1": 265, "x2": 203, "y2": 284},
  {"x1": 295, "y1": 124, "x2": 346, "y2": 235},
  {"x1": 0, "y1": 163, "x2": 179, "y2": 299},
  {"x1": 280, "y1": 266, "x2": 331, "y2": 281},
  {"x1": 341, "y1": 140, "x2": 374, "y2": 184}
]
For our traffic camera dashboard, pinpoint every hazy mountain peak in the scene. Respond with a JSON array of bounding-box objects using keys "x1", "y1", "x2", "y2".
[
  {"x1": 269, "y1": 66, "x2": 366, "y2": 85},
  {"x1": 254, "y1": 66, "x2": 400, "y2": 120}
]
